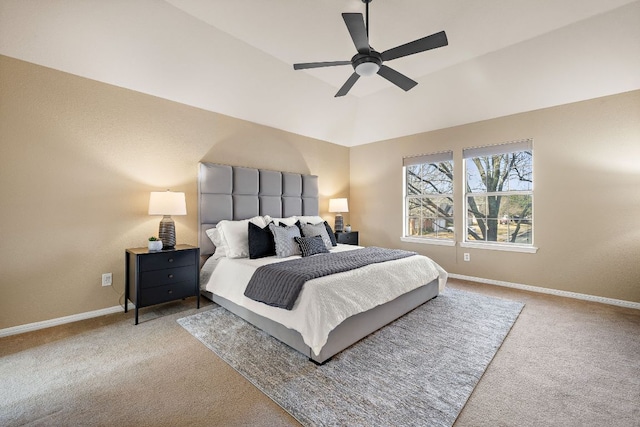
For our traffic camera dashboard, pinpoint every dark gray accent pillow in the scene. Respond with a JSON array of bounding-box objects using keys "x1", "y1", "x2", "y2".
[
  {"x1": 294, "y1": 236, "x2": 330, "y2": 257},
  {"x1": 324, "y1": 221, "x2": 337, "y2": 246},
  {"x1": 278, "y1": 219, "x2": 304, "y2": 235},
  {"x1": 248, "y1": 221, "x2": 276, "y2": 259}
]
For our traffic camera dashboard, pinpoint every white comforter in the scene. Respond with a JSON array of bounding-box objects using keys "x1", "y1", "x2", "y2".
[{"x1": 201, "y1": 244, "x2": 447, "y2": 356}]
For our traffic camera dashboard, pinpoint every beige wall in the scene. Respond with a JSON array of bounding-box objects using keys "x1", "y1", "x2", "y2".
[
  {"x1": 350, "y1": 90, "x2": 640, "y2": 303},
  {"x1": 1, "y1": 54, "x2": 638, "y2": 331},
  {"x1": 0, "y1": 55, "x2": 349, "y2": 329}
]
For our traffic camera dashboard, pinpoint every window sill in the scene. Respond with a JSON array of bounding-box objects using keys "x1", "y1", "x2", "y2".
[
  {"x1": 460, "y1": 241, "x2": 538, "y2": 253},
  {"x1": 400, "y1": 237, "x2": 456, "y2": 247}
]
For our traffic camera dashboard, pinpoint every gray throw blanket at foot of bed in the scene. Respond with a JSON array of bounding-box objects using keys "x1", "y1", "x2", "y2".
[{"x1": 244, "y1": 247, "x2": 417, "y2": 310}]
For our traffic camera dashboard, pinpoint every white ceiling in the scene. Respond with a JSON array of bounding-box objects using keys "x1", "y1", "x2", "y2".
[{"x1": 1, "y1": 0, "x2": 639, "y2": 146}]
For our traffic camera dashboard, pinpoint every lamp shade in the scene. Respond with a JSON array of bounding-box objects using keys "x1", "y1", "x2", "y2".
[
  {"x1": 329, "y1": 198, "x2": 349, "y2": 213},
  {"x1": 148, "y1": 191, "x2": 187, "y2": 216}
]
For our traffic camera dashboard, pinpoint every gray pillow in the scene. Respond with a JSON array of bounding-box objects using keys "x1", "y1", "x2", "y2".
[
  {"x1": 269, "y1": 223, "x2": 302, "y2": 258},
  {"x1": 301, "y1": 222, "x2": 333, "y2": 250}
]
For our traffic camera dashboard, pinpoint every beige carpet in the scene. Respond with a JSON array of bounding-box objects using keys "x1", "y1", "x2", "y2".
[{"x1": 1, "y1": 279, "x2": 639, "y2": 426}]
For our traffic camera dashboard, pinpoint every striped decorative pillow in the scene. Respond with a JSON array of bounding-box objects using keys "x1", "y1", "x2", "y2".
[{"x1": 294, "y1": 236, "x2": 330, "y2": 257}]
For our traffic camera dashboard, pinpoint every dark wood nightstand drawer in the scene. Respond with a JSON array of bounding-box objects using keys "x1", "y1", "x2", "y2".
[
  {"x1": 336, "y1": 231, "x2": 359, "y2": 245},
  {"x1": 138, "y1": 250, "x2": 195, "y2": 272},
  {"x1": 125, "y1": 244, "x2": 200, "y2": 324},
  {"x1": 139, "y1": 281, "x2": 195, "y2": 307},
  {"x1": 139, "y1": 265, "x2": 195, "y2": 289}
]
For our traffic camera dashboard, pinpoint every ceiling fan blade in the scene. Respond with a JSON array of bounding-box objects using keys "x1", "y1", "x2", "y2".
[
  {"x1": 342, "y1": 13, "x2": 370, "y2": 54},
  {"x1": 294, "y1": 61, "x2": 351, "y2": 70},
  {"x1": 381, "y1": 31, "x2": 448, "y2": 62},
  {"x1": 377, "y1": 65, "x2": 418, "y2": 91},
  {"x1": 335, "y1": 73, "x2": 360, "y2": 97}
]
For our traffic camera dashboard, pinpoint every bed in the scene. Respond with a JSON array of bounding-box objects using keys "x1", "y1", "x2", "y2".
[{"x1": 198, "y1": 163, "x2": 447, "y2": 363}]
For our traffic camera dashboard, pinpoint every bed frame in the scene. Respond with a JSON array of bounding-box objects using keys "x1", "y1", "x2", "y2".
[{"x1": 198, "y1": 162, "x2": 439, "y2": 363}]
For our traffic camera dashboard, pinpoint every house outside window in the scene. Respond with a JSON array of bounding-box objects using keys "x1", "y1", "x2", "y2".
[
  {"x1": 463, "y1": 139, "x2": 533, "y2": 249},
  {"x1": 402, "y1": 151, "x2": 454, "y2": 244}
]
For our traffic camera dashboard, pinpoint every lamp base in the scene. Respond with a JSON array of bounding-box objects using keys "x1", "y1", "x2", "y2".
[
  {"x1": 158, "y1": 215, "x2": 176, "y2": 249},
  {"x1": 334, "y1": 214, "x2": 344, "y2": 233}
]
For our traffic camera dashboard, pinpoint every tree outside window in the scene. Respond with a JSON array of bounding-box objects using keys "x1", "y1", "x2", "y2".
[
  {"x1": 404, "y1": 152, "x2": 454, "y2": 241},
  {"x1": 464, "y1": 140, "x2": 533, "y2": 245}
]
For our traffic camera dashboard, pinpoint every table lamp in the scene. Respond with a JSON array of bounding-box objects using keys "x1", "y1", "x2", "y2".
[
  {"x1": 148, "y1": 190, "x2": 187, "y2": 249},
  {"x1": 329, "y1": 198, "x2": 348, "y2": 232}
]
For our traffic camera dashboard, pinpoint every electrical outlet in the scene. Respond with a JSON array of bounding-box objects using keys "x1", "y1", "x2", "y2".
[
  {"x1": 463, "y1": 253, "x2": 470, "y2": 262},
  {"x1": 102, "y1": 273, "x2": 112, "y2": 287}
]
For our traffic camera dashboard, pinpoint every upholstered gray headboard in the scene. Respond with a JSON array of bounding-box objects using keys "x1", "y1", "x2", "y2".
[{"x1": 198, "y1": 163, "x2": 319, "y2": 256}]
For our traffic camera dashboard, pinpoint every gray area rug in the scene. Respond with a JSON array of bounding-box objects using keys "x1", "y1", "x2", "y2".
[{"x1": 178, "y1": 288, "x2": 523, "y2": 427}]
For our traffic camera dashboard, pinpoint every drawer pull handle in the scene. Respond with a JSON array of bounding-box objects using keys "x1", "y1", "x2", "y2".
[
  {"x1": 168, "y1": 290, "x2": 173, "y2": 294},
  {"x1": 168, "y1": 258, "x2": 174, "y2": 263},
  {"x1": 168, "y1": 274, "x2": 174, "y2": 279}
]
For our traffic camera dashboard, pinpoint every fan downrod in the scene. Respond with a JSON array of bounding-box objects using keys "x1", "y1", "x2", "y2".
[
  {"x1": 356, "y1": 0, "x2": 376, "y2": 75},
  {"x1": 362, "y1": 0, "x2": 372, "y2": 39}
]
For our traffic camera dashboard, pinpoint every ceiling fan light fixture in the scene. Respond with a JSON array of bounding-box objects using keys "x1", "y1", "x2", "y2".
[
  {"x1": 355, "y1": 61, "x2": 380, "y2": 76},
  {"x1": 352, "y1": 52, "x2": 382, "y2": 77}
]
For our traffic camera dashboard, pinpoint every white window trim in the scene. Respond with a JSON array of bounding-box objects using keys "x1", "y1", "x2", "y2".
[
  {"x1": 400, "y1": 236, "x2": 456, "y2": 246},
  {"x1": 463, "y1": 139, "x2": 535, "y2": 249},
  {"x1": 402, "y1": 153, "x2": 455, "y2": 245},
  {"x1": 460, "y1": 241, "x2": 538, "y2": 253}
]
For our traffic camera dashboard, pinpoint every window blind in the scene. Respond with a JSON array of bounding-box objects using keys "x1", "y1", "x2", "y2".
[
  {"x1": 463, "y1": 139, "x2": 532, "y2": 159},
  {"x1": 403, "y1": 151, "x2": 453, "y2": 167}
]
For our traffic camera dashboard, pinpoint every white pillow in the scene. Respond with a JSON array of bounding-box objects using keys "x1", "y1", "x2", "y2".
[
  {"x1": 216, "y1": 216, "x2": 267, "y2": 258},
  {"x1": 296, "y1": 215, "x2": 325, "y2": 225},
  {"x1": 205, "y1": 227, "x2": 227, "y2": 259}
]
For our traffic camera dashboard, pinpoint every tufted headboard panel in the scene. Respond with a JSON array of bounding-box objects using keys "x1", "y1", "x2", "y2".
[{"x1": 198, "y1": 163, "x2": 319, "y2": 256}]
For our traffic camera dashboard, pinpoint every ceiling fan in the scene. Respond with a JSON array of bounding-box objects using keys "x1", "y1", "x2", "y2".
[{"x1": 293, "y1": 0, "x2": 448, "y2": 97}]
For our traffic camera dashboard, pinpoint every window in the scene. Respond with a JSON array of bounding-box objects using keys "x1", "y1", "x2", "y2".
[
  {"x1": 463, "y1": 140, "x2": 533, "y2": 247},
  {"x1": 403, "y1": 151, "x2": 454, "y2": 243}
]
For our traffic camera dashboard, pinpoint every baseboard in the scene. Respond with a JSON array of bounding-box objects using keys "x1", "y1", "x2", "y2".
[
  {"x1": 0, "y1": 302, "x2": 135, "y2": 338},
  {"x1": 4, "y1": 275, "x2": 637, "y2": 338},
  {"x1": 449, "y1": 274, "x2": 640, "y2": 310}
]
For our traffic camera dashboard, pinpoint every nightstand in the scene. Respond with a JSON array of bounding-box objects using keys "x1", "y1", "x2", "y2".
[
  {"x1": 125, "y1": 244, "x2": 200, "y2": 325},
  {"x1": 335, "y1": 231, "x2": 359, "y2": 245}
]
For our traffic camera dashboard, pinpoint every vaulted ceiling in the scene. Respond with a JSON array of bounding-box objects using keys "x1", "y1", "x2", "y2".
[{"x1": 1, "y1": 0, "x2": 639, "y2": 146}]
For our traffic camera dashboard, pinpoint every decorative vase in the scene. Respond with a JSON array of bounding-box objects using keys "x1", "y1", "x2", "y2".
[
  {"x1": 345, "y1": 226, "x2": 352, "y2": 232},
  {"x1": 148, "y1": 240, "x2": 163, "y2": 251}
]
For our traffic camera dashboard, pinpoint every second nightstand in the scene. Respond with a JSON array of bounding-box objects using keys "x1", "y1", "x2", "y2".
[
  {"x1": 125, "y1": 244, "x2": 200, "y2": 325},
  {"x1": 335, "y1": 231, "x2": 359, "y2": 245}
]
